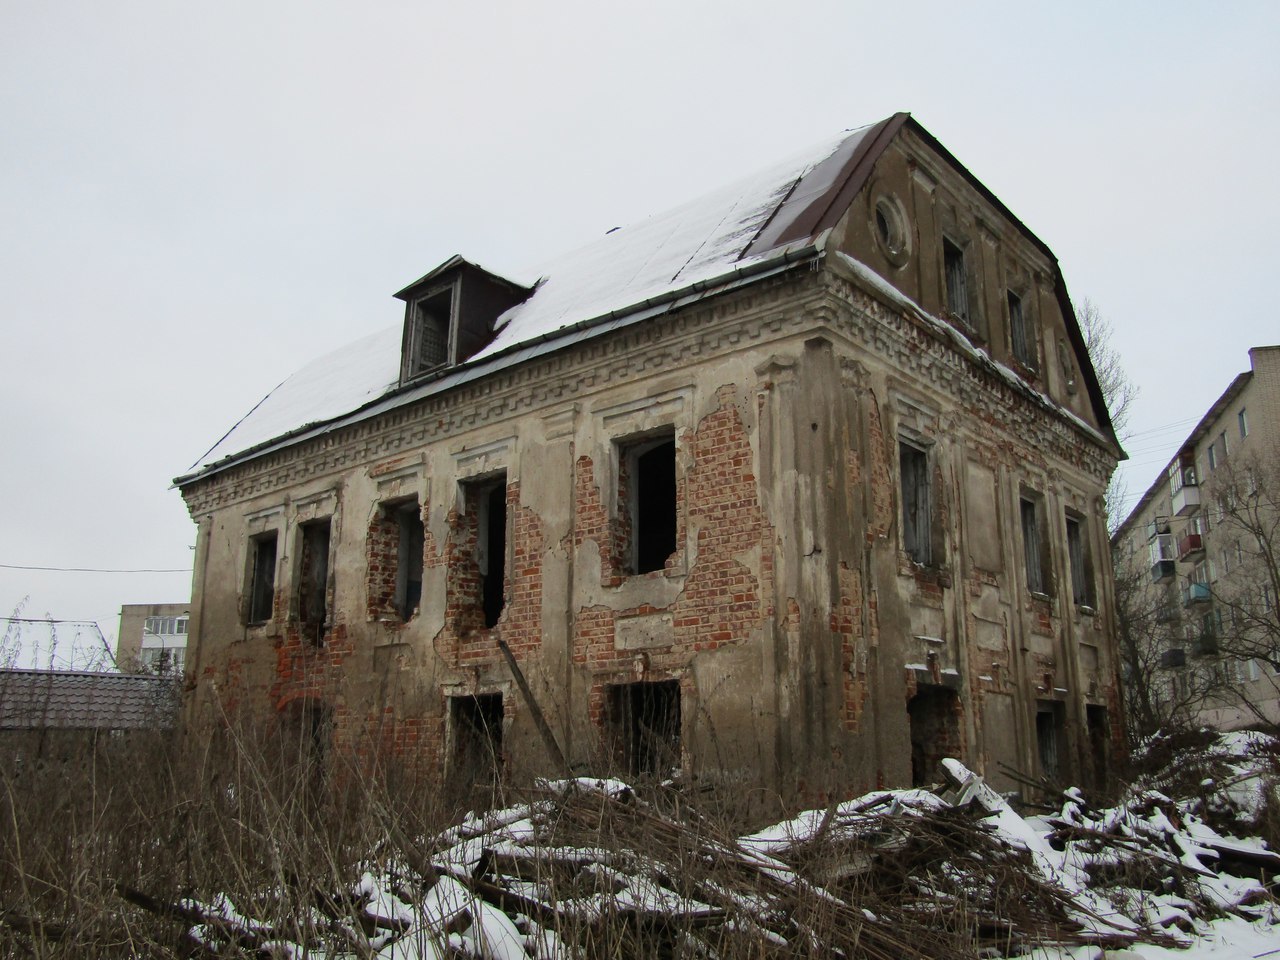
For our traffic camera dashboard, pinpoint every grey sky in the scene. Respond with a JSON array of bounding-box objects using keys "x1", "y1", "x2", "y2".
[{"x1": 2, "y1": 1, "x2": 1277, "y2": 666}]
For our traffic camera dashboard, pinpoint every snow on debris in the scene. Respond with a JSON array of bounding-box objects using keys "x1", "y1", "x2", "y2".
[
  {"x1": 166, "y1": 732, "x2": 1280, "y2": 958},
  {"x1": 186, "y1": 126, "x2": 860, "y2": 475}
]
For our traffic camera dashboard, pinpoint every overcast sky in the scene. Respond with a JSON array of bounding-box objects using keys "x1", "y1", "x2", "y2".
[{"x1": 2, "y1": 1, "x2": 1277, "y2": 668}]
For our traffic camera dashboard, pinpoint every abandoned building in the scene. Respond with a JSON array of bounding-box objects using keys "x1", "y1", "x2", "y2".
[{"x1": 175, "y1": 113, "x2": 1125, "y2": 805}]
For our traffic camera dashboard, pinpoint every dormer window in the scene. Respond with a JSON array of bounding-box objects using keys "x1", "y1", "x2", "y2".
[
  {"x1": 407, "y1": 284, "x2": 457, "y2": 376},
  {"x1": 395, "y1": 255, "x2": 535, "y2": 385}
]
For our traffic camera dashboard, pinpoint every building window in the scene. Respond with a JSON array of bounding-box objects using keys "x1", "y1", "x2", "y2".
[
  {"x1": 1008, "y1": 291, "x2": 1035, "y2": 368},
  {"x1": 405, "y1": 285, "x2": 455, "y2": 379},
  {"x1": 1065, "y1": 512, "x2": 1094, "y2": 607},
  {"x1": 246, "y1": 532, "x2": 278, "y2": 624},
  {"x1": 1036, "y1": 703, "x2": 1065, "y2": 782},
  {"x1": 461, "y1": 474, "x2": 509, "y2": 629},
  {"x1": 608, "y1": 680, "x2": 681, "y2": 777},
  {"x1": 298, "y1": 519, "x2": 331, "y2": 643},
  {"x1": 899, "y1": 440, "x2": 932, "y2": 564},
  {"x1": 943, "y1": 238, "x2": 969, "y2": 323},
  {"x1": 450, "y1": 693, "x2": 504, "y2": 787},
  {"x1": 396, "y1": 505, "x2": 425, "y2": 621},
  {"x1": 618, "y1": 431, "x2": 677, "y2": 575},
  {"x1": 1239, "y1": 407, "x2": 1249, "y2": 439},
  {"x1": 144, "y1": 616, "x2": 188, "y2": 636},
  {"x1": 367, "y1": 499, "x2": 424, "y2": 622},
  {"x1": 1020, "y1": 495, "x2": 1050, "y2": 595}
]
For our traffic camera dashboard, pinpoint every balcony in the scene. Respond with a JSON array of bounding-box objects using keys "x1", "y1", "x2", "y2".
[
  {"x1": 1151, "y1": 560, "x2": 1177, "y2": 584},
  {"x1": 1160, "y1": 647, "x2": 1187, "y2": 669},
  {"x1": 1172, "y1": 483, "x2": 1201, "y2": 516},
  {"x1": 1178, "y1": 532, "x2": 1205, "y2": 562},
  {"x1": 1145, "y1": 516, "x2": 1171, "y2": 540},
  {"x1": 1191, "y1": 628, "x2": 1218, "y2": 658},
  {"x1": 1182, "y1": 582, "x2": 1211, "y2": 606}
]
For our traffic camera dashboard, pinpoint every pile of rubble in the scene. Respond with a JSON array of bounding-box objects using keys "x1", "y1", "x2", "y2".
[{"x1": 150, "y1": 733, "x2": 1280, "y2": 959}]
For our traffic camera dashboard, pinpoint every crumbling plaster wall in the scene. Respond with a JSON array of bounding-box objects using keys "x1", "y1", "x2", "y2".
[{"x1": 182, "y1": 246, "x2": 1119, "y2": 806}]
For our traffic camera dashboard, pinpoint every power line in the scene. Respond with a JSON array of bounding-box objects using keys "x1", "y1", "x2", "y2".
[
  {"x1": 0, "y1": 563, "x2": 191, "y2": 574},
  {"x1": 1, "y1": 617, "x2": 104, "y2": 625}
]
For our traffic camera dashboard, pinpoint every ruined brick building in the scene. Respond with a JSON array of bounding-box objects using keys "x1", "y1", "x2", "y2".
[{"x1": 176, "y1": 113, "x2": 1124, "y2": 804}]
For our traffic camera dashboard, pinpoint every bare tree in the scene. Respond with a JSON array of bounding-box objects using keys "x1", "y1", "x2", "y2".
[
  {"x1": 1079, "y1": 298, "x2": 1137, "y2": 444},
  {"x1": 1191, "y1": 450, "x2": 1280, "y2": 730},
  {"x1": 1111, "y1": 525, "x2": 1237, "y2": 741}
]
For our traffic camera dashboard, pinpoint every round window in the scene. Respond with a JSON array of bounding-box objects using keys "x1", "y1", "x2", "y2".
[{"x1": 872, "y1": 194, "x2": 910, "y2": 266}]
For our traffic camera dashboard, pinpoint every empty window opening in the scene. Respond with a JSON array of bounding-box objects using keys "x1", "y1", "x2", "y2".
[
  {"x1": 610, "y1": 680, "x2": 681, "y2": 777},
  {"x1": 248, "y1": 532, "x2": 278, "y2": 624},
  {"x1": 1065, "y1": 513, "x2": 1094, "y2": 607},
  {"x1": 396, "y1": 504, "x2": 425, "y2": 621},
  {"x1": 620, "y1": 433, "x2": 677, "y2": 575},
  {"x1": 1086, "y1": 705, "x2": 1109, "y2": 793},
  {"x1": 943, "y1": 238, "x2": 969, "y2": 322},
  {"x1": 461, "y1": 474, "x2": 508, "y2": 629},
  {"x1": 280, "y1": 699, "x2": 332, "y2": 792},
  {"x1": 1020, "y1": 496, "x2": 1049, "y2": 595},
  {"x1": 899, "y1": 440, "x2": 932, "y2": 565},
  {"x1": 1008, "y1": 290, "x2": 1035, "y2": 368},
  {"x1": 451, "y1": 693, "x2": 503, "y2": 788},
  {"x1": 908, "y1": 685, "x2": 960, "y2": 787},
  {"x1": 409, "y1": 287, "x2": 453, "y2": 376},
  {"x1": 1036, "y1": 703, "x2": 1065, "y2": 783},
  {"x1": 298, "y1": 519, "x2": 331, "y2": 643}
]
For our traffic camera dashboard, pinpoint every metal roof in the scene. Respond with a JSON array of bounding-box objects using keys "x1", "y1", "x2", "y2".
[{"x1": 0, "y1": 669, "x2": 179, "y2": 731}]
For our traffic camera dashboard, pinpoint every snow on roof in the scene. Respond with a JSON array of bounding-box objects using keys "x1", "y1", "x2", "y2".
[
  {"x1": 188, "y1": 325, "x2": 402, "y2": 474},
  {"x1": 184, "y1": 124, "x2": 870, "y2": 477}
]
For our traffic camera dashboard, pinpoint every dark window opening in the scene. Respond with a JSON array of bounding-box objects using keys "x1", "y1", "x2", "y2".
[
  {"x1": 396, "y1": 504, "x2": 425, "y2": 621},
  {"x1": 1008, "y1": 290, "x2": 1035, "y2": 368},
  {"x1": 1036, "y1": 703, "x2": 1065, "y2": 783},
  {"x1": 620, "y1": 433, "x2": 677, "y2": 575},
  {"x1": 409, "y1": 288, "x2": 453, "y2": 375},
  {"x1": 943, "y1": 238, "x2": 969, "y2": 322},
  {"x1": 610, "y1": 680, "x2": 681, "y2": 777},
  {"x1": 478, "y1": 480, "x2": 508, "y2": 628},
  {"x1": 908, "y1": 685, "x2": 960, "y2": 787},
  {"x1": 248, "y1": 532, "x2": 278, "y2": 624},
  {"x1": 1021, "y1": 496, "x2": 1049, "y2": 595},
  {"x1": 1066, "y1": 513, "x2": 1094, "y2": 607},
  {"x1": 1086, "y1": 705, "x2": 1109, "y2": 793},
  {"x1": 279, "y1": 699, "x2": 332, "y2": 797},
  {"x1": 899, "y1": 440, "x2": 932, "y2": 564},
  {"x1": 451, "y1": 693, "x2": 503, "y2": 788},
  {"x1": 298, "y1": 519, "x2": 331, "y2": 643}
]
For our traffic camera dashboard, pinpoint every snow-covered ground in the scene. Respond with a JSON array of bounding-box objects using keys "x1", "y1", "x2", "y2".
[{"x1": 179, "y1": 733, "x2": 1280, "y2": 959}]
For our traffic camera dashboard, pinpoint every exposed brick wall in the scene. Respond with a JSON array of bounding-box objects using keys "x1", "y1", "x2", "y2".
[
  {"x1": 439, "y1": 480, "x2": 545, "y2": 671},
  {"x1": 366, "y1": 502, "x2": 414, "y2": 622}
]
